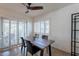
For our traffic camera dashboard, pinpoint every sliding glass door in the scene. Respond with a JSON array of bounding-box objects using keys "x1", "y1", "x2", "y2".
[
  {"x1": 0, "y1": 18, "x2": 2, "y2": 48},
  {"x1": 0, "y1": 18, "x2": 32, "y2": 49},
  {"x1": 19, "y1": 22, "x2": 25, "y2": 43},
  {"x1": 10, "y1": 21, "x2": 17, "y2": 45},
  {"x1": 3, "y1": 20, "x2": 9, "y2": 48},
  {"x1": 27, "y1": 22, "x2": 32, "y2": 37}
]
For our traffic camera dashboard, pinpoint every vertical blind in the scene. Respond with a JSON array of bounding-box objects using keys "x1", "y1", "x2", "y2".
[{"x1": 0, "y1": 17, "x2": 32, "y2": 48}]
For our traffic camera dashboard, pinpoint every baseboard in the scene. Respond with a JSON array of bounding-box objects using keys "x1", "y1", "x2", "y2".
[{"x1": 52, "y1": 47, "x2": 71, "y2": 55}]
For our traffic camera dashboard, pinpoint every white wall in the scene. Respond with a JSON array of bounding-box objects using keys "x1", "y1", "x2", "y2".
[{"x1": 34, "y1": 4, "x2": 79, "y2": 53}]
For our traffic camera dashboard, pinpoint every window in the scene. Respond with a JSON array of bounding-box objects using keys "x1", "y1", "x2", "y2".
[
  {"x1": 27, "y1": 21, "x2": 32, "y2": 36},
  {"x1": 45, "y1": 20, "x2": 49, "y2": 34},
  {"x1": 0, "y1": 19, "x2": 2, "y2": 48},
  {"x1": 3, "y1": 20, "x2": 9, "y2": 48},
  {"x1": 0, "y1": 18, "x2": 32, "y2": 48},
  {"x1": 24, "y1": 22, "x2": 27, "y2": 37},
  {"x1": 34, "y1": 20, "x2": 49, "y2": 35},
  {"x1": 19, "y1": 21, "x2": 25, "y2": 43},
  {"x1": 34, "y1": 22, "x2": 41, "y2": 34},
  {"x1": 34, "y1": 22, "x2": 38, "y2": 33},
  {"x1": 40, "y1": 21, "x2": 45, "y2": 34},
  {"x1": 10, "y1": 21, "x2": 17, "y2": 45}
]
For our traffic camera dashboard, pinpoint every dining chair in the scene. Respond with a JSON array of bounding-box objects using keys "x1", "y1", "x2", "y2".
[
  {"x1": 42, "y1": 35, "x2": 48, "y2": 40},
  {"x1": 26, "y1": 40, "x2": 41, "y2": 56},
  {"x1": 20, "y1": 37, "x2": 27, "y2": 53},
  {"x1": 33, "y1": 34, "x2": 39, "y2": 40}
]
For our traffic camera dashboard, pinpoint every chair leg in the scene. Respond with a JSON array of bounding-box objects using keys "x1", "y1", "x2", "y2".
[
  {"x1": 32, "y1": 53, "x2": 33, "y2": 56},
  {"x1": 24, "y1": 47, "x2": 25, "y2": 55},
  {"x1": 21, "y1": 46, "x2": 23, "y2": 53},
  {"x1": 49, "y1": 45, "x2": 51, "y2": 56},
  {"x1": 40, "y1": 50, "x2": 44, "y2": 56},
  {"x1": 31, "y1": 51, "x2": 33, "y2": 56}
]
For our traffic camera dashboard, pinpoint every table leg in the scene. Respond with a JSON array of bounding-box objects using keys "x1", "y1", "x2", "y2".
[
  {"x1": 40, "y1": 49, "x2": 44, "y2": 56},
  {"x1": 49, "y1": 45, "x2": 51, "y2": 56}
]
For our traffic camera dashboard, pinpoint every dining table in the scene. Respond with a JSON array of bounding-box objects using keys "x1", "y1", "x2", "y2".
[{"x1": 25, "y1": 38, "x2": 55, "y2": 56}]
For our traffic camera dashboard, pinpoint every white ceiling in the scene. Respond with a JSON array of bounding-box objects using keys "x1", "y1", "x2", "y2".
[{"x1": 0, "y1": 3, "x2": 72, "y2": 18}]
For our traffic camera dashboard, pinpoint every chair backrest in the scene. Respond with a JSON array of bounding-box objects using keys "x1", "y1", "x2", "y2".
[
  {"x1": 34, "y1": 34, "x2": 39, "y2": 38},
  {"x1": 33, "y1": 34, "x2": 39, "y2": 40},
  {"x1": 20, "y1": 37, "x2": 25, "y2": 46},
  {"x1": 42, "y1": 35, "x2": 48, "y2": 40},
  {"x1": 26, "y1": 40, "x2": 32, "y2": 53},
  {"x1": 26, "y1": 40, "x2": 40, "y2": 55}
]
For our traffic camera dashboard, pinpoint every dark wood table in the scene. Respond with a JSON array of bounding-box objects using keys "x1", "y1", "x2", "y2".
[{"x1": 26, "y1": 39, "x2": 55, "y2": 56}]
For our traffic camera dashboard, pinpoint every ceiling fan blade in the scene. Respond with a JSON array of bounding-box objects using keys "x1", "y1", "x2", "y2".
[
  {"x1": 22, "y1": 3, "x2": 43, "y2": 14},
  {"x1": 29, "y1": 6, "x2": 43, "y2": 10}
]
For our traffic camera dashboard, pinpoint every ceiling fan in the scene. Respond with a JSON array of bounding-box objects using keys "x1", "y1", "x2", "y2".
[{"x1": 22, "y1": 3, "x2": 43, "y2": 13}]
